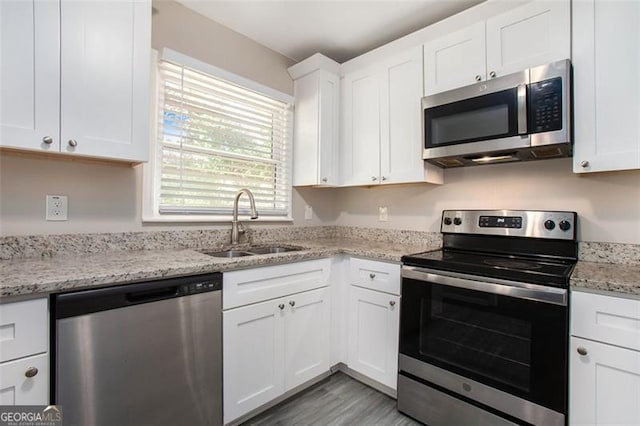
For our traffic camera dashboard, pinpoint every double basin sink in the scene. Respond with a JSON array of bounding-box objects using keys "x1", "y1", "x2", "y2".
[{"x1": 202, "y1": 246, "x2": 302, "y2": 258}]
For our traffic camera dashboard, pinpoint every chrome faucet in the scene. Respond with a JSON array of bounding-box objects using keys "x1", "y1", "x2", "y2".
[{"x1": 231, "y1": 188, "x2": 258, "y2": 245}]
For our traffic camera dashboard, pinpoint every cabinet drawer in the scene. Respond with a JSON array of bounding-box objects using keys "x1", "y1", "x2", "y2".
[
  {"x1": 0, "y1": 353, "x2": 48, "y2": 405},
  {"x1": 571, "y1": 291, "x2": 640, "y2": 351},
  {"x1": 0, "y1": 298, "x2": 48, "y2": 362},
  {"x1": 349, "y1": 258, "x2": 400, "y2": 295},
  {"x1": 223, "y1": 259, "x2": 331, "y2": 309}
]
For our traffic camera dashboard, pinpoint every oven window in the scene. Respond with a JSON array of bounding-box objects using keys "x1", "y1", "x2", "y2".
[
  {"x1": 400, "y1": 277, "x2": 567, "y2": 414},
  {"x1": 424, "y1": 88, "x2": 519, "y2": 148},
  {"x1": 421, "y1": 286, "x2": 532, "y2": 392}
]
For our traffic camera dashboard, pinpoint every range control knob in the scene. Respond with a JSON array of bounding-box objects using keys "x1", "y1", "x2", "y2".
[
  {"x1": 453, "y1": 217, "x2": 462, "y2": 226},
  {"x1": 559, "y1": 220, "x2": 571, "y2": 231},
  {"x1": 544, "y1": 220, "x2": 556, "y2": 230},
  {"x1": 443, "y1": 217, "x2": 452, "y2": 225}
]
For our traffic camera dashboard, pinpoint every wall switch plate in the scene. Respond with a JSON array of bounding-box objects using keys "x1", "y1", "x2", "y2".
[
  {"x1": 304, "y1": 205, "x2": 313, "y2": 220},
  {"x1": 46, "y1": 195, "x2": 68, "y2": 221},
  {"x1": 379, "y1": 206, "x2": 388, "y2": 222}
]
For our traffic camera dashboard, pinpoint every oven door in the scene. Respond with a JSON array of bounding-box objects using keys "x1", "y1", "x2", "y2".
[
  {"x1": 422, "y1": 70, "x2": 529, "y2": 161},
  {"x1": 399, "y1": 266, "x2": 568, "y2": 425}
]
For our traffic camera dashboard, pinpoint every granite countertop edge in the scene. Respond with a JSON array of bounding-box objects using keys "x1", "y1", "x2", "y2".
[
  {"x1": 2, "y1": 239, "x2": 638, "y2": 299},
  {"x1": 0, "y1": 239, "x2": 433, "y2": 298}
]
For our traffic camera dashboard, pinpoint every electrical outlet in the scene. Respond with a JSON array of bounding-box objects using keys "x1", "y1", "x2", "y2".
[
  {"x1": 378, "y1": 206, "x2": 388, "y2": 222},
  {"x1": 304, "y1": 205, "x2": 313, "y2": 220},
  {"x1": 46, "y1": 195, "x2": 68, "y2": 221}
]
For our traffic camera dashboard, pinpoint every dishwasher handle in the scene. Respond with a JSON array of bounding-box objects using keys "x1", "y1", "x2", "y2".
[{"x1": 54, "y1": 272, "x2": 222, "y2": 319}]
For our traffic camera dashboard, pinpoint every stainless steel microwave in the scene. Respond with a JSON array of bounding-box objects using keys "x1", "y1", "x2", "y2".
[{"x1": 422, "y1": 59, "x2": 571, "y2": 168}]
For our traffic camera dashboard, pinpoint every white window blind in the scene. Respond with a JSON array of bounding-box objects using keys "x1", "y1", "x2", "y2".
[{"x1": 156, "y1": 59, "x2": 293, "y2": 217}]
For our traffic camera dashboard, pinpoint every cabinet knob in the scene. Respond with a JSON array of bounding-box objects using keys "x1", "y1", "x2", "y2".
[
  {"x1": 381, "y1": 176, "x2": 387, "y2": 181},
  {"x1": 389, "y1": 300, "x2": 396, "y2": 307},
  {"x1": 289, "y1": 300, "x2": 295, "y2": 307},
  {"x1": 475, "y1": 75, "x2": 482, "y2": 82},
  {"x1": 321, "y1": 177, "x2": 328, "y2": 183},
  {"x1": 42, "y1": 136, "x2": 54, "y2": 145},
  {"x1": 68, "y1": 139, "x2": 78, "y2": 148},
  {"x1": 580, "y1": 160, "x2": 590, "y2": 168},
  {"x1": 24, "y1": 367, "x2": 38, "y2": 378},
  {"x1": 278, "y1": 303, "x2": 285, "y2": 310},
  {"x1": 489, "y1": 71, "x2": 497, "y2": 79},
  {"x1": 371, "y1": 176, "x2": 377, "y2": 182},
  {"x1": 369, "y1": 273, "x2": 376, "y2": 280},
  {"x1": 577, "y1": 346, "x2": 588, "y2": 356}
]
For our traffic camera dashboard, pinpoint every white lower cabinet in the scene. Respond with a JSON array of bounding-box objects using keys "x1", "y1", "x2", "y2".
[
  {"x1": 570, "y1": 337, "x2": 640, "y2": 426},
  {"x1": 347, "y1": 285, "x2": 400, "y2": 390},
  {"x1": 0, "y1": 354, "x2": 49, "y2": 405},
  {"x1": 223, "y1": 260, "x2": 331, "y2": 424},
  {"x1": 0, "y1": 297, "x2": 49, "y2": 406},
  {"x1": 570, "y1": 291, "x2": 640, "y2": 425}
]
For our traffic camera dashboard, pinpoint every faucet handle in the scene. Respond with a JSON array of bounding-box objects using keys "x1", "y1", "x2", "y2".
[{"x1": 237, "y1": 222, "x2": 246, "y2": 235}]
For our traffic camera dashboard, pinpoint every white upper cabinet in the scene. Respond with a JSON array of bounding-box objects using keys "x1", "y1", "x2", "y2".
[
  {"x1": 341, "y1": 47, "x2": 442, "y2": 186},
  {"x1": 423, "y1": 0, "x2": 570, "y2": 96},
  {"x1": 423, "y1": 22, "x2": 486, "y2": 96},
  {"x1": 289, "y1": 54, "x2": 340, "y2": 186},
  {"x1": 485, "y1": 0, "x2": 570, "y2": 78},
  {"x1": 573, "y1": 0, "x2": 640, "y2": 173},
  {"x1": 0, "y1": 0, "x2": 60, "y2": 152},
  {"x1": 0, "y1": 0, "x2": 151, "y2": 163}
]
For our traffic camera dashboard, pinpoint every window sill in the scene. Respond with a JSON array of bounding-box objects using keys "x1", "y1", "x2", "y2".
[{"x1": 142, "y1": 214, "x2": 293, "y2": 224}]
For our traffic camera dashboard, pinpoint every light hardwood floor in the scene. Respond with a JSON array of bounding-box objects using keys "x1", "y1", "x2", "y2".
[{"x1": 243, "y1": 372, "x2": 422, "y2": 425}]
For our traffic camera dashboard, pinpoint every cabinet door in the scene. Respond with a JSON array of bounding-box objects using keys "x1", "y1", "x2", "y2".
[
  {"x1": 486, "y1": 0, "x2": 570, "y2": 79},
  {"x1": 292, "y1": 70, "x2": 339, "y2": 186},
  {"x1": 423, "y1": 22, "x2": 486, "y2": 95},
  {"x1": 573, "y1": 0, "x2": 640, "y2": 173},
  {"x1": 284, "y1": 287, "x2": 331, "y2": 390},
  {"x1": 341, "y1": 68, "x2": 381, "y2": 186},
  {"x1": 380, "y1": 47, "x2": 441, "y2": 185},
  {"x1": 60, "y1": 0, "x2": 150, "y2": 162},
  {"x1": 0, "y1": 0, "x2": 60, "y2": 152},
  {"x1": 223, "y1": 299, "x2": 285, "y2": 424},
  {"x1": 0, "y1": 354, "x2": 48, "y2": 405},
  {"x1": 570, "y1": 337, "x2": 640, "y2": 425},
  {"x1": 347, "y1": 286, "x2": 400, "y2": 389}
]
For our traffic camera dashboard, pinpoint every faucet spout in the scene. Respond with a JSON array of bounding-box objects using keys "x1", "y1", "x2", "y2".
[{"x1": 231, "y1": 189, "x2": 259, "y2": 244}]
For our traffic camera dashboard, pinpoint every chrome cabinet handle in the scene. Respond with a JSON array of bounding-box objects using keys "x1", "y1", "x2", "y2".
[
  {"x1": 289, "y1": 300, "x2": 295, "y2": 307},
  {"x1": 577, "y1": 347, "x2": 588, "y2": 356},
  {"x1": 389, "y1": 300, "x2": 396, "y2": 307},
  {"x1": 68, "y1": 139, "x2": 78, "y2": 147},
  {"x1": 371, "y1": 176, "x2": 377, "y2": 182},
  {"x1": 369, "y1": 273, "x2": 376, "y2": 280},
  {"x1": 581, "y1": 160, "x2": 590, "y2": 168},
  {"x1": 489, "y1": 71, "x2": 497, "y2": 78},
  {"x1": 278, "y1": 303, "x2": 285, "y2": 310},
  {"x1": 25, "y1": 367, "x2": 38, "y2": 378},
  {"x1": 475, "y1": 75, "x2": 482, "y2": 82},
  {"x1": 42, "y1": 136, "x2": 54, "y2": 145},
  {"x1": 381, "y1": 176, "x2": 387, "y2": 181},
  {"x1": 321, "y1": 177, "x2": 328, "y2": 183}
]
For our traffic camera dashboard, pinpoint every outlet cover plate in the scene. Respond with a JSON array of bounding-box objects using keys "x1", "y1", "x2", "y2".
[
  {"x1": 379, "y1": 206, "x2": 388, "y2": 222},
  {"x1": 46, "y1": 195, "x2": 68, "y2": 221},
  {"x1": 304, "y1": 205, "x2": 313, "y2": 220}
]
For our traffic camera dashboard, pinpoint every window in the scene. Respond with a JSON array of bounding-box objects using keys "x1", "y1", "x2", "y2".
[{"x1": 144, "y1": 50, "x2": 293, "y2": 221}]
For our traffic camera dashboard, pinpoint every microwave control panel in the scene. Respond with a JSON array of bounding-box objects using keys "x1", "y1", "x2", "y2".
[{"x1": 528, "y1": 77, "x2": 563, "y2": 134}]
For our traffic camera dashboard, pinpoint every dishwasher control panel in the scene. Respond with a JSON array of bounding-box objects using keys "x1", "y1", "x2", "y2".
[{"x1": 178, "y1": 279, "x2": 221, "y2": 295}]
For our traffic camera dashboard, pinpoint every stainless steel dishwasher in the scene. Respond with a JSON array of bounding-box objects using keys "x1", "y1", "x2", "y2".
[{"x1": 53, "y1": 273, "x2": 222, "y2": 426}]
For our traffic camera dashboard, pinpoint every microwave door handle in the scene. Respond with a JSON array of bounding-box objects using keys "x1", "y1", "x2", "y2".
[{"x1": 517, "y1": 84, "x2": 527, "y2": 135}]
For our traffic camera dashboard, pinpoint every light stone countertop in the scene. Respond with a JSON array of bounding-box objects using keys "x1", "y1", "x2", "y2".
[
  {"x1": 570, "y1": 261, "x2": 640, "y2": 297},
  {"x1": 0, "y1": 238, "x2": 434, "y2": 298}
]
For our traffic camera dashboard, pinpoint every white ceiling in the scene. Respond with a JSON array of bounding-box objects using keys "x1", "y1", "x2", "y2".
[{"x1": 176, "y1": 0, "x2": 485, "y2": 63}]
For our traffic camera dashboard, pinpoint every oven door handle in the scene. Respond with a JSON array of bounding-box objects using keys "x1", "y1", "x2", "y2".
[{"x1": 402, "y1": 266, "x2": 567, "y2": 306}]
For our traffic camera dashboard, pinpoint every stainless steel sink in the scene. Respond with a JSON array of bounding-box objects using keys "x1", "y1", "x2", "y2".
[
  {"x1": 202, "y1": 250, "x2": 254, "y2": 258},
  {"x1": 201, "y1": 246, "x2": 302, "y2": 258},
  {"x1": 247, "y1": 246, "x2": 301, "y2": 255}
]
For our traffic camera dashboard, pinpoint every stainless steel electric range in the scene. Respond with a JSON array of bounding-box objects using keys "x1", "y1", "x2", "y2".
[{"x1": 398, "y1": 210, "x2": 577, "y2": 426}]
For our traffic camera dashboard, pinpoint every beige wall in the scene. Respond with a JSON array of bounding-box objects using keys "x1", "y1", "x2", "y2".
[
  {"x1": 332, "y1": 158, "x2": 640, "y2": 244},
  {"x1": 152, "y1": 0, "x2": 295, "y2": 95}
]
